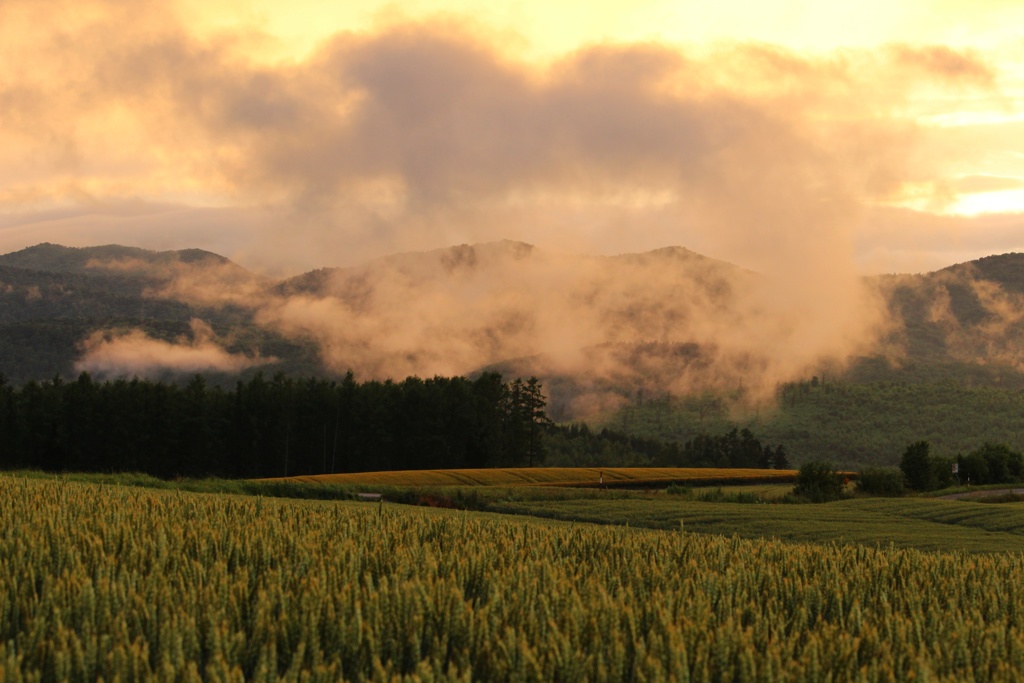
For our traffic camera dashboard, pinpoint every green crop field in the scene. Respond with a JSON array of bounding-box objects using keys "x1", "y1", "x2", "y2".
[
  {"x1": 489, "y1": 496, "x2": 1024, "y2": 553},
  {"x1": 277, "y1": 466, "x2": 796, "y2": 488},
  {"x1": 702, "y1": 483, "x2": 796, "y2": 500},
  {"x1": 5, "y1": 475, "x2": 1024, "y2": 680}
]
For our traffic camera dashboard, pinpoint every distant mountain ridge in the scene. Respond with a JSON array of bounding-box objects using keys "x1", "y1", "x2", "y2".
[
  {"x1": 274, "y1": 241, "x2": 735, "y2": 295},
  {"x1": 0, "y1": 243, "x2": 240, "y2": 276},
  {"x1": 2, "y1": 241, "x2": 1024, "y2": 398},
  {"x1": 0, "y1": 243, "x2": 304, "y2": 383},
  {"x1": 941, "y1": 252, "x2": 1024, "y2": 293},
  {"x1": 6, "y1": 241, "x2": 1019, "y2": 291},
  {"x1": 273, "y1": 240, "x2": 745, "y2": 316}
]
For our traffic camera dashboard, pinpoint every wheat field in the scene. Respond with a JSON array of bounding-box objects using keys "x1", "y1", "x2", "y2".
[{"x1": 3, "y1": 475, "x2": 1024, "y2": 681}]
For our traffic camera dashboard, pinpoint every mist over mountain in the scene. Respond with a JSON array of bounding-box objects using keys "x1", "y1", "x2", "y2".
[
  {"x1": 1, "y1": 241, "x2": 1023, "y2": 421},
  {"x1": 860, "y1": 252, "x2": 1024, "y2": 387},
  {"x1": 0, "y1": 244, "x2": 310, "y2": 382}
]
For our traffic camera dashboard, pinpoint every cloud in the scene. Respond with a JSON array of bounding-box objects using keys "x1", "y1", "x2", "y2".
[
  {"x1": 951, "y1": 175, "x2": 1024, "y2": 194},
  {"x1": 243, "y1": 241, "x2": 890, "y2": 409},
  {"x1": 888, "y1": 45, "x2": 996, "y2": 85},
  {"x1": 83, "y1": 251, "x2": 269, "y2": 307},
  {"x1": 0, "y1": 4, "x2": 1012, "y2": 271},
  {"x1": 75, "y1": 318, "x2": 272, "y2": 377}
]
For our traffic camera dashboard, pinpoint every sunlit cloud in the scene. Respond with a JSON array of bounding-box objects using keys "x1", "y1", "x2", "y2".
[
  {"x1": 2, "y1": 0, "x2": 1024, "y2": 395},
  {"x1": 75, "y1": 319, "x2": 273, "y2": 377},
  {"x1": 0, "y1": 0, "x2": 1022, "y2": 275}
]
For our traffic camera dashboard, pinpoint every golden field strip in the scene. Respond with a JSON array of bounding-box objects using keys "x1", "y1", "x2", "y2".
[
  {"x1": 4, "y1": 475, "x2": 1024, "y2": 681},
  {"x1": 275, "y1": 466, "x2": 796, "y2": 488}
]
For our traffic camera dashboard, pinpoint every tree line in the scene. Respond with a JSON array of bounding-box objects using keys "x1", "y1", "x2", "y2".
[
  {"x1": 899, "y1": 440, "x2": 1024, "y2": 491},
  {"x1": 545, "y1": 424, "x2": 789, "y2": 469},
  {"x1": 0, "y1": 371, "x2": 551, "y2": 479},
  {"x1": 791, "y1": 440, "x2": 1024, "y2": 503}
]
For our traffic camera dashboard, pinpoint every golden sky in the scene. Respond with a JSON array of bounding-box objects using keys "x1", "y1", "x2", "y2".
[
  {"x1": 187, "y1": 0, "x2": 1024, "y2": 59},
  {"x1": 1, "y1": 0, "x2": 1023, "y2": 275}
]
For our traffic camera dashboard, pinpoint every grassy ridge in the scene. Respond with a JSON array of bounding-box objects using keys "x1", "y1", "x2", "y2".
[
  {"x1": 6, "y1": 476, "x2": 1024, "y2": 680},
  {"x1": 277, "y1": 467, "x2": 796, "y2": 488},
  {"x1": 488, "y1": 496, "x2": 1024, "y2": 553}
]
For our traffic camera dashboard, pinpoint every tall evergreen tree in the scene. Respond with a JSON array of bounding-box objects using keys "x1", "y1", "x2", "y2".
[{"x1": 900, "y1": 441, "x2": 936, "y2": 491}]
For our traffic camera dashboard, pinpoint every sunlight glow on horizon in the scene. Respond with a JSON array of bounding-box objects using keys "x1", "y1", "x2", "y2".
[
  {"x1": 943, "y1": 189, "x2": 1024, "y2": 217},
  {"x1": 182, "y1": 0, "x2": 1024, "y2": 62}
]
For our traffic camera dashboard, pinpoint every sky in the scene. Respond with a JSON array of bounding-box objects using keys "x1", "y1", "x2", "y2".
[
  {"x1": 1, "y1": 0, "x2": 1023, "y2": 278},
  {"x1": 3, "y1": 0, "x2": 1023, "y2": 400}
]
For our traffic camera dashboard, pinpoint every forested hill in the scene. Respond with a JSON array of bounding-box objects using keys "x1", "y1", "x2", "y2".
[
  {"x1": 2, "y1": 242, "x2": 1024, "y2": 470},
  {"x1": 949, "y1": 252, "x2": 1024, "y2": 293},
  {"x1": 851, "y1": 251, "x2": 1024, "y2": 387},
  {"x1": 4, "y1": 243, "x2": 1024, "y2": 393},
  {"x1": 600, "y1": 378, "x2": 1024, "y2": 469},
  {"x1": 0, "y1": 244, "x2": 315, "y2": 382},
  {"x1": 0, "y1": 240, "x2": 756, "y2": 388},
  {"x1": 0, "y1": 243, "x2": 240, "y2": 275}
]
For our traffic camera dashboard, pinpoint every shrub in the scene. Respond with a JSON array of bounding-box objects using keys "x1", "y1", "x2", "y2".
[
  {"x1": 666, "y1": 483, "x2": 692, "y2": 496},
  {"x1": 793, "y1": 461, "x2": 845, "y2": 502},
  {"x1": 856, "y1": 467, "x2": 905, "y2": 497}
]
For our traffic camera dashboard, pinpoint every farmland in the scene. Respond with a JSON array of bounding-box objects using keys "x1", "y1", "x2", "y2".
[
  {"x1": 282, "y1": 467, "x2": 1024, "y2": 553},
  {"x1": 489, "y1": 496, "x2": 1024, "y2": 553},
  {"x1": 5, "y1": 475, "x2": 1024, "y2": 680},
  {"x1": 278, "y1": 466, "x2": 797, "y2": 488}
]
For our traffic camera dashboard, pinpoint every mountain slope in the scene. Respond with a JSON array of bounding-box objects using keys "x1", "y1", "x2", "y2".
[
  {"x1": 0, "y1": 243, "x2": 241, "y2": 276},
  {"x1": 3, "y1": 240, "x2": 1024, "y2": 397},
  {"x1": 0, "y1": 244, "x2": 309, "y2": 383},
  {"x1": 849, "y1": 252, "x2": 1024, "y2": 386},
  {"x1": 263, "y1": 240, "x2": 767, "y2": 405},
  {"x1": 4, "y1": 241, "x2": 1024, "y2": 465}
]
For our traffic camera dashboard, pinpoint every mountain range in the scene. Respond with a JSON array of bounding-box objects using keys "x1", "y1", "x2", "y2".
[{"x1": 2, "y1": 241, "x2": 1024, "y2": 423}]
